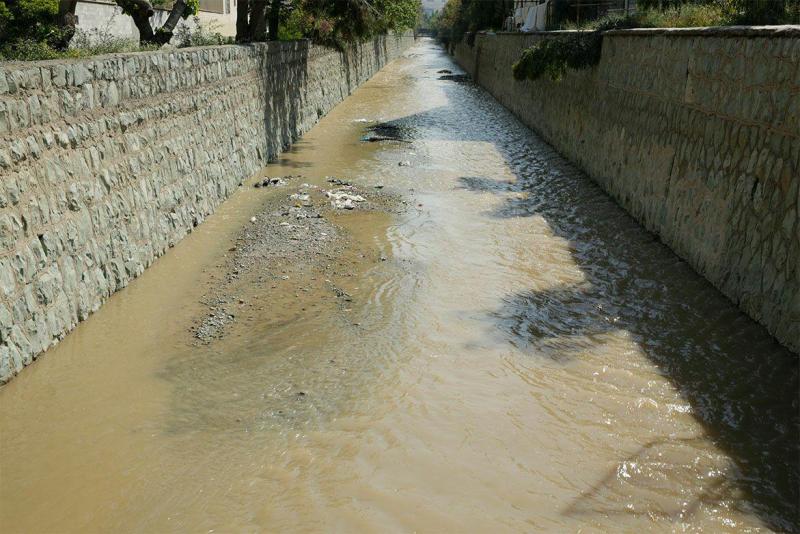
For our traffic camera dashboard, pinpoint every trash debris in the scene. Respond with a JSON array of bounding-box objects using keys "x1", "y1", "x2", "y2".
[
  {"x1": 326, "y1": 190, "x2": 365, "y2": 210},
  {"x1": 254, "y1": 177, "x2": 289, "y2": 188}
]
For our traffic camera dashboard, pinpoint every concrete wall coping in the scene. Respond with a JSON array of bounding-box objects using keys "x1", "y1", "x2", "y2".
[
  {"x1": 604, "y1": 24, "x2": 800, "y2": 37},
  {"x1": 0, "y1": 40, "x2": 315, "y2": 68},
  {"x1": 478, "y1": 25, "x2": 800, "y2": 38},
  {"x1": 0, "y1": 32, "x2": 408, "y2": 68}
]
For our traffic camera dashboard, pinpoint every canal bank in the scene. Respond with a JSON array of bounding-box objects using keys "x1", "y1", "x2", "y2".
[
  {"x1": 453, "y1": 27, "x2": 800, "y2": 354},
  {"x1": 1, "y1": 38, "x2": 797, "y2": 532},
  {"x1": 0, "y1": 32, "x2": 415, "y2": 383}
]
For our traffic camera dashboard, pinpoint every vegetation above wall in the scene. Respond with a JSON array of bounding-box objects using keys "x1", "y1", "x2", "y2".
[
  {"x1": 0, "y1": 0, "x2": 420, "y2": 60},
  {"x1": 433, "y1": 0, "x2": 510, "y2": 45},
  {"x1": 511, "y1": 0, "x2": 800, "y2": 82},
  {"x1": 254, "y1": 0, "x2": 421, "y2": 48},
  {"x1": 434, "y1": 0, "x2": 799, "y2": 47},
  {"x1": 0, "y1": 0, "x2": 201, "y2": 59}
]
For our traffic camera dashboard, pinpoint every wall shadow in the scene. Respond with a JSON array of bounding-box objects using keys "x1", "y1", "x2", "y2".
[{"x1": 250, "y1": 36, "x2": 400, "y2": 166}]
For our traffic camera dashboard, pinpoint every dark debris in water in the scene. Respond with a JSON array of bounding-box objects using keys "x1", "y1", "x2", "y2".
[
  {"x1": 361, "y1": 122, "x2": 415, "y2": 143},
  {"x1": 327, "y1": 177, "x2": 352, "y2": 186},
  {"x1": 438, "y1": 74, "x2": 471, "y2": 83},
  {"x1": 254, "y1": 175, "x2": 302, "y2": 188}
]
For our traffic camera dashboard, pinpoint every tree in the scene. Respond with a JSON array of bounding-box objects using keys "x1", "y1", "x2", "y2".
[
  {"x1": 372, "y1": 0, "x2": 419, "y2": 31},
  {"x1": 237, "y1": 0, "x2": 282, "y2": 42},
  {"x1": 0, "y1": 0, "x2": 63, "y2": 47},
  {"x1": 1, "y1": 0, "x2": 198, "y2": 49},
  {"x1": 113, "y1": 0, "x2": 198, "y2": 44},
  {"x1": 236, "y1": 0, "x2": 250, "y2": 40},
  {"x1": 434, "y1": 0, "x2": 510, "y2": 44},
  {"x1": 237, "y1": 0, "x2": 421, "y2": 46},
  {"x1": 55, "y1": 0, "x2": 79, "y2": 49},
  {"x1": 433, "y1": 0, "x2": 460, "y2": 43},
  {"x1": 267, "y1": 0, "x2": 281, "y2": 40}
]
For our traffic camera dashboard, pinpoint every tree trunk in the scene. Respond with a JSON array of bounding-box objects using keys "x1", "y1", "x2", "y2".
[
  {"x1": 52, "y1": 0, "x2": 79, "y2": 50},
  {"x1": 116, "y1": 0, "x2": 156, "y2": 43},
  {"x1": 267, "y1": 0, "x2": 280, "y2": 40},
  {"x1": 154, "y1": 0, "x2": 188, "y2": 43},
  {"x1": 249, "y1": 0, "x2": 268, "y2": 40},
  {"x1": 236, "y1": 0, "x2": 251, "y2": 41}
]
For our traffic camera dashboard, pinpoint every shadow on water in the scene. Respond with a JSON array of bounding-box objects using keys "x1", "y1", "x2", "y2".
[
  {"x1": 245, "y1": 40, "x2": 312, "y2": 164},
  {"x1": 368, "y1": 75, "x2": 799, "y2": 529}
]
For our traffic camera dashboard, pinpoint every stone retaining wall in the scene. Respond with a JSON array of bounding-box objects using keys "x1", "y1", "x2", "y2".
[
  {"x1": 0, "y1": 32, "x2": 414, "y2": 382},
  {"x1": 454, "y1": 28, "x2": 799, "y2": 353}
]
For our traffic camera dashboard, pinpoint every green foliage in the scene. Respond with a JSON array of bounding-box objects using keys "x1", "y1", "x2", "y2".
[
  {"x1": 0, "y1": 26, "x2": 161, "y2": 60},
  {"x1": 279, "y1": 0, "x2": 420, "y2": 47},
  {"x1": 434, "y1": 0, "x2": 508, "y2": 44},
  {"x1": 0, "y1": 1, "x2": 12, "y2": 35},
  {"x1": 278, "y1": 6, "x2": 306, "y2": 40},
  {"x1": 563, "y1": 0, "x2": 797, "y2": 29},
  {"x1": 0, "y1": 0, "x2": 62, "y2": 46},
  {"x1": 69, "y1": 27, "x2": 154, "y2": 53},
  {"x1": 633, "y1": 0, "x2": 798, "y2": 22},
  {"x1": 512, "y1": 15, "x2": 636, "y2": 81},
  {"x1": 419, "y1": 9, "x2": 438, "y2": 31},
  {"x1": 174, "y1": 16, "x2": 231, "y2": 46},
  {"x1": 183, "y1": 0, "x2": 199, "y2": 17},
  {"x1": 635, "y1": 3, "x2": 732, "y2": 26},
  {"x1": 512, "y1": 31, "x2": 603, "y2": 81},
  {"x1": 432, "y1": 0, "x2": 460, "y2": 43},
  {"x1": 731, "y1": 0, "x2": 800, "y2": 24},
  {"x1": 372, "y1": 0, "x2": 419, "y2": 31},
  {"x1": 564, "y1": 1, "x2": 737, "y2": 29},
  {"x1": 1, "y1": 38, "x2": 70, "y2": 60}
]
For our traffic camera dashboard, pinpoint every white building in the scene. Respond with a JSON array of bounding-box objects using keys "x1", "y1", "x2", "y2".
[{"x1": 75, "y1": 0, "x2": 237, "y2": 41}]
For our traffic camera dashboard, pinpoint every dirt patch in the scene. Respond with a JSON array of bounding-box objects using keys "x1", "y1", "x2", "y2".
[{"x1": 190, "y1": 177, "x2": 402, "y2": 343}]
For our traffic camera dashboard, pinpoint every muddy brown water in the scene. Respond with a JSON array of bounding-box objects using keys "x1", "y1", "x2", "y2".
[{"x1": 1, "y1": 39, "x2": 798, "y2": 533}]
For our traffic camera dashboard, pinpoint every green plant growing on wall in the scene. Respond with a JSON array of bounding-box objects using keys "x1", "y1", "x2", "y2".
[
  {"x1": 512, "y1": 16, "x2": 629, "y2": 81},
  {"x1": 512, "y1": 31, "x2": 604, "y2": 81}
]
